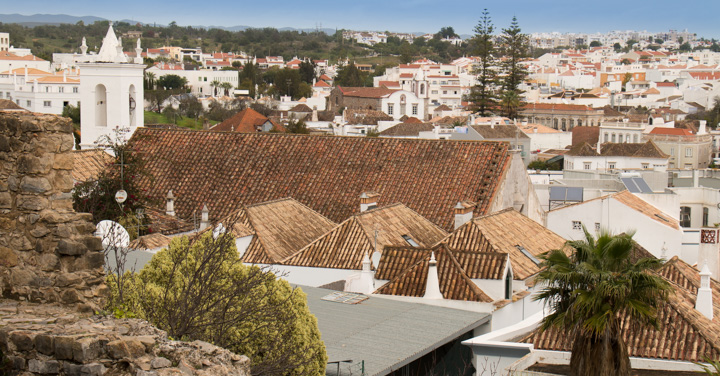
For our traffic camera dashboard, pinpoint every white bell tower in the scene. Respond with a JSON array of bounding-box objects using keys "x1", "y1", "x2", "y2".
[{"x1": 79, "y1": 22, "x2": 144, "y2": 149}]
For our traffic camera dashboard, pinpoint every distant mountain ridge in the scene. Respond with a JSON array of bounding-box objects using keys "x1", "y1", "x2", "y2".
[{"x1": 0, "y1": 13, "x2": 425, "y2": 36}]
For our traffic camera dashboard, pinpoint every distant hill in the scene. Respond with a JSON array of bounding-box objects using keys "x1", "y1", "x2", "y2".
[{"x1": 0, "y1": 13, "x2": 106, "y2": 26}]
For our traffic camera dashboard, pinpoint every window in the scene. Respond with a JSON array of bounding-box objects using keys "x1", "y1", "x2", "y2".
[
  {"x1": 43, "y1": 101, "x2": 51, "y2": 107},
  {"x1": 595, "y1": 222, "x2": 601, "y2": 232},
  {"x1": 72, "y1": 87, "x2": 78, "y2": 93},
  {"x1": 26, "y1": 100, "x2": 31, "y2": 107},
  {"x1": 608, "y1": 162, "x2": 616, "y2": 169},
  {"x1": 443, "y1": 91, "x2": 447, "y2": 95},
  {"x1": 431, "y1": 90, "x2": 438, "y2": 94},
  {"x1": 703, "y1": 207, "x2": 709, "y2": 227},
  {"x1": 642, "y1": 163, "x2": 649, "y2": 169},
  {"x1": 604, "y1": 133, "x2": 609, "y2": 142},
  {"x1": 572, "y1": 221, "x2": 582, "y2": 230},
  {"x1": 584, "y1": 162, "x2": 591, "y2": 170},
  {"x1": 58, "y1": 87, "x2": 64, "y2": 93},
  {"x1": 685, "y1": 148, "x2": 692, "y2": 157},
  {"x1": 670, "y1": 147, "x2": 675, "y2": 156},
  {"x1": 45, "y1": 87, "x2": 50, "y2": 93},
  {"x1": 387, "y1": 104, "x2": 394, "y2": 115},
  {"x1": 198, "y1": 77, "x2": 202, "y2": 81},
  {"x1": 412, "y1": 104, "x2": 418, "y2": 115},
  {"x1": 680, "y1": 206, "x2": 691, "y2": 228},
  {"x1": 402, "y1": 235, "x2": 419, "y2": 247}
]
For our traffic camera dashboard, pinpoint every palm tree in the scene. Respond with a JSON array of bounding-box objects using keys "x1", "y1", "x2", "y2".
[
  {"x1": 144, "y1": 71, "x2": 156, "y2": 90},
  {"x1": 220, "y1": 82, "x2": 233, "y2": 97},
  {"x1": 534, "y1": 230, "x2": 671, "y2": 376},
  {"x1": 499, "y1": 89, "x2": 521, "y2": 119},
  {"x1": 210, "y1": 80, "x2": 221, "y2": 97}
]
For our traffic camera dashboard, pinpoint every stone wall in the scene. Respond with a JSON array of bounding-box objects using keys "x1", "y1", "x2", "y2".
[
  {"x1": 0, "y1": 112, "x2": 105, "y2": 312},
  {"x1": 0, "y1": 300, "x2": 250, "y2": 376}
]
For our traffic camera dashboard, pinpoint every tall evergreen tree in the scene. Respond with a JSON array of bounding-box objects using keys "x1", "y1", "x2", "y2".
[
  {"x1": 467, "y1": 9, "x2": 498, "y2": 116},
  {"x1": 498, "y1": 16, "x2": 529, "y2": 119}
]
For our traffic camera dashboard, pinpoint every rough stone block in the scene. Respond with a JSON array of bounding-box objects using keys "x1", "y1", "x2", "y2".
[
  {"x1": 57, "y1": 240, "x2": 86, "y2": 256},
  {"x1": 20, "y1": 176, "x2": 52, "y2": 194},
  {"x1": 8, "y1": 355, "x2": 25, "y2": 370},
  {"x1": 34, "y1": 333, "x2": 55, "y2": 355},
  {"x1": 151, "y1": 357, "x2": 172, "y2": 369},
  {"x1": 106, "y1": 339, "x2": 146, "y2": 359},
  {"x1": 10, "y1": 331, "x2": 35, "y2": 351},
  {"x1": 53, "y1": 153, "x2": 74, "y2": 170},
  {"x1": 17, "y1": 195, "x2": 49, "y2": 211},
  {"x1": 30, "y1": 225, "x2": 51, "y2": 238},
  {"x1": 0, "y1": 191, "x2": 12, "y2": 209},
  {"x1": 38, "y1": 253, "x2": 60, "y2": 272},
  {"x1": 55, "y1": 273, "x2": 82, "y2": 288},
  {"x1": 54, "y1": 336, "x2": 75, "y2": 360},
  {"x1": 10, "y1": 269, "x2": 35, "y2": 287},
  {"x1": 17, "y1": 154, "x2": 52, "y2": 174},
  {"x1": 73, "y1": 337, "x2": 102, "y2": 363},
  {"x1": 0, "y1": 246, "x2": 18, "y2": 267},
  {"x1": 61, "y1": 289, "x2": 80, "y2": 304},
  {"x1": 28, "y1": 359, "x2": 60, "y2": 374},
  {"x1": 21, "y1": 119, "x2": 42, "y2": 132},
  {"x1": 0, "y1": 135, "x2": 10, "y2": 152},
  {"x1": 84, "y1": 252, "x2": 105, "y2": 269},
  {"x1": 82, "y1": 236, "x2": 103, "y2": 252},
  {"x1": 7, "y1": 175, "x2": 18, "y2": 192},
  {"x1": 81, "y1": 363, "x2": 107, "y2": 376},
  {"x1": 8, "y1": 235, "x2": 33, "y2": 251}
]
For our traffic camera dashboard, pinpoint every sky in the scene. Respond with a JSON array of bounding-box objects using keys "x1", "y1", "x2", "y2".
[{"x1": 4, "y1": 0, "x2": 720, "y2": 39}]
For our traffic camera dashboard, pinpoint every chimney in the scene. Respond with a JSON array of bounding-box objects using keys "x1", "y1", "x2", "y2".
[
  {"x1": 454, "y1": 201, "x2": 476, "y2": 229},
  {"x1": 693, "y1": 169, "x2": 699, "y2": 188},
  {"x1": 696, "y1": 263, "x2": 714, "y2": 320},
  {"x1": 166, "y1": 190, "x2": 176, "y2": 217},
  {"x1": 423, "y1": 252, "x2": 443, "y2": 299},
  {"x1": 360, "y1": 192, "x2": 379, "y2": 212},
  {"x1": 200, "y1": 204, "x2": 210, "y2": 231},
  {"x1": 359, "y1": 252, "x2": 375, "y2": 294},
  {"x1": 699, "y1": 120, "x2": 707, "y2": 135}
]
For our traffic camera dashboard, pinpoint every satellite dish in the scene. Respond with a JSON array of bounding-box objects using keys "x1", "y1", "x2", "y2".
[
  {"x1": 95, "y1": 220, "x2": 131, "y2": 249},
  {"x1": 371, "y1": 251, "x2": 382, "y2": 269},
  {"x1": 213, "y1": 223, "x2": 226, "y2": 239}
]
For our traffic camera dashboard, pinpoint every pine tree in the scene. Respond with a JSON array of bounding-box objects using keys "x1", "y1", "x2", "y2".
[
  {"x1": 498, "y1": 16, "x2": 529, "y2": 119},
  {"x1": 467, "y1": 8, "x2": 498, "y2": 116}
]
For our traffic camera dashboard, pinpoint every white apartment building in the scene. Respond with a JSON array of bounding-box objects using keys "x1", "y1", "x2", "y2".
[{"x1": 146, "y1": 63, "x2": 238, "y2": 97}]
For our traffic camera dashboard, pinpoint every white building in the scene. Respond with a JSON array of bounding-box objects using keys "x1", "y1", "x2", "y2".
[
  {"x1": 564, "y1": 141, "x2": 669, "y2": 172},
  {"x1": 0, "y1": 33, "x2": 8, "y2": 52},
  {"x1": 146, "y1": 63, "x2": 238, "y2": 97},
  {"x1": 79, "y1": 23, "x2": 144, "y2": 148}
]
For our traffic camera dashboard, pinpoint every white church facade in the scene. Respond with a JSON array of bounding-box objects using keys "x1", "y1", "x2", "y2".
[{"x1": 79, "y1": 23, "x2": 145, "y2": 149}]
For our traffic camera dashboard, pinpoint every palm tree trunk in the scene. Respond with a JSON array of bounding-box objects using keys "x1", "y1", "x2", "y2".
[{"x1": 569, "y1": 328, "x2": 630, "y2": 376}]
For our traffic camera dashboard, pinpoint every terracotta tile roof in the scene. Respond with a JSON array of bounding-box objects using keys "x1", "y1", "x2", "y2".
[
  {"x1": 378, "y1": 81, "x2": 400, "y2": 88},
  {"x1": 521, "y1": 103, "x2": 596, "y2": 112},
  {"x1": 518, "y1": 123, "x2": 561, "y2": 134},
  {"x1": 339, "y1": 86, "x2": 398, "y2": 98},
  {"x1": 373, "y1": 244, "x2": 494, "y2": 302},
  {"x1": 210, "y1": 108, "x2": 275, "y2": 132},
  {"x1": 35, "y1": 76, "x2": 80, "y2": 84},
  {"x1": 0, "y1": 99, "x2": 26, "y2": 111},
  {"x1": 649, "y1": 127, "x2": 693, "y2": 136},
  {"x1": 471, "y1": 125, "x2": 530, "y2": 139},
  {"x1": 289, "y1": 104, "x2": 312, "y2": 112},
  {"x1": 128, "y1": 233, "x2": 172, "y2": 251},
  {"x1": 282, "y1": 203, "x2": 448, "y2": 269},
  {"x1": 599, "y1": 141, "x2": 669, "y2": 158},
  {"x1": 379, "y1": 122, "x2": 434, "y2": 137},
  {"x1": 319, "y1": 74, "x2": 332, "y2": 81},
  {"x1": 344, "y1": 109, "x2": 393, "y2": 125},
  {"x1": 71, "y1": 149, "x2": 113, "y2": 182},
  {"x1": 659, "y1": 256, "x2": 720, "y2": 325},
  {"x1": 313, "y1": 80, "x2": 331, "y2": 88},
  {"x1": 144, "y1": 207, "x2": 194, "y2": 235},
  {"x1": 566, "y1": 142, "x2": 599, "y2": 156},
  {"x1": 444, "y1": 208, "x2": 567, "y2": 280},
  {"x1": 434, "y1": 104, "x2": 452, "y2": 112},
  {"x1": 237, "y1": 198, "x2": 337, "y2": 264},
  {"x1": 524, "y1": 289, "x2": 720, "y2": 362},
  {"x1": 130, "y1": 129, "x2": 512, "y2": 231},
  {"x1": 0, "y1": 51, "x2": 46, "y2": 61},
  {"x1": 0, "y1": 67, "x2": 52, "y2": 76},
  {"x1": 656, "y1": 82, "x2": 677, "y2": 87},
  {"x1": 570, "y1": 126, "x2": 600, "y2": 147}
]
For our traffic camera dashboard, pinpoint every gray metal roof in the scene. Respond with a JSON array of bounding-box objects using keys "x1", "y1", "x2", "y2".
[{"x1": 299, "y1": 285, "x2": 490, "y2": 376}]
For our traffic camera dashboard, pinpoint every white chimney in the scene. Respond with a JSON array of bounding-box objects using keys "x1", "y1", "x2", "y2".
[
  {"x1": 454, "y1": 201, "x2": 476, "y2": 230},
  {"x1": 200, "y1": 204, "x2": 210, "y2": 231},
  {"x1": 423, "y1": 252, "x2": 443, "y2": 299},
  {"x1": 699, "y1": 120, "x2": 707, "y2": 135},
  {"x1": 360, "y1": 192, "x2": 379, "y2": 212},
  {"x1": 696, "y1": 263, "x2": 714, "y2": 320},
  {"x1": 358, "y1": 252, "x2": 375, "y2": 294},
  {"x1": 166, "y1": 190, "x2": 176, "y2": 217}
]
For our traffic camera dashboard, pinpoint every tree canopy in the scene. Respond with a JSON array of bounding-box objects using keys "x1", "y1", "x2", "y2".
[
  {"x1": 534, "y1": 230, "x2": 670, "y2": 376},
  {"x1": 108, "y1": 231, "x2": 327, "y2": 376}
]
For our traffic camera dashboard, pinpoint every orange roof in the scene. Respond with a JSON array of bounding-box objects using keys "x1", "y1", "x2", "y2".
[
  {"x1": 210, "y1": 108, "x2": 276, "y2": 133},
  {"x1": 313, "y1": 80, "x2": 331, "y2": 88},
  {"x1": 0, "y1": 51, "x2": 46, "y2": 62},
  {"x1": 35, "y1": 76, "x2": 80, "y2": 84},
  {"x1": 0, "y1": 67, "x2": 52, "y2": 76},
  {"x1": 649, "y1": 127, "x2": 693, "y2": 136},
  {"x1": 319, "y1": 74, "x2": 332, "y2": 81}
]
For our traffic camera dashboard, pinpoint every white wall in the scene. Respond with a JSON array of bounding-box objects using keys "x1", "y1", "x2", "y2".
[{"x1": 546, "y1": 195, "x2": 683, "y2": 259}]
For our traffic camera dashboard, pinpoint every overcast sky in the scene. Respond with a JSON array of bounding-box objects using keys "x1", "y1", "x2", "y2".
[{"x1": 4, "y1": 0, "x2": 719, "y2": 39}]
